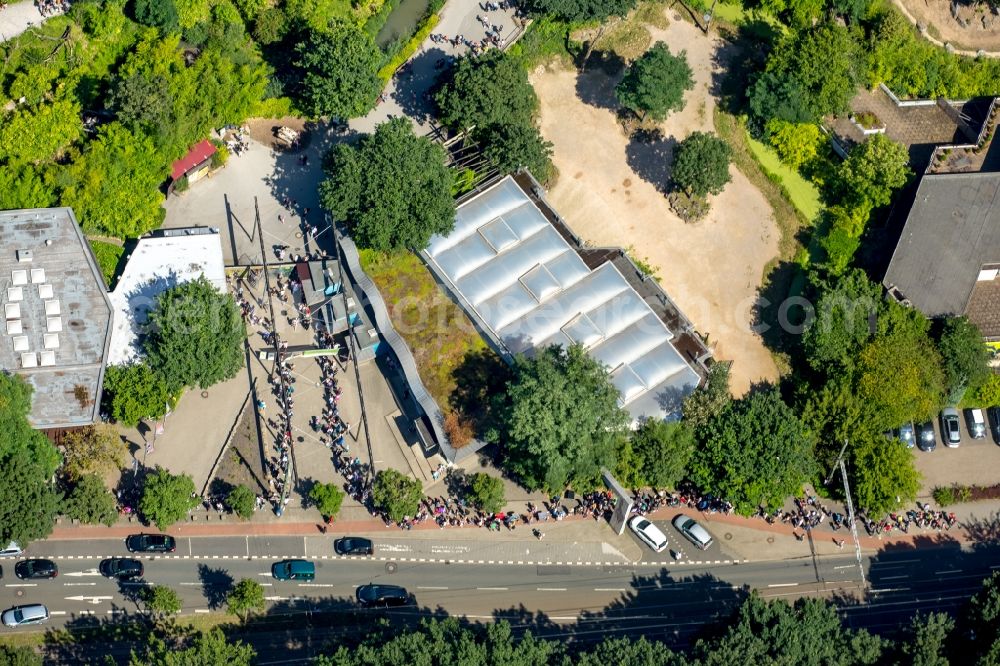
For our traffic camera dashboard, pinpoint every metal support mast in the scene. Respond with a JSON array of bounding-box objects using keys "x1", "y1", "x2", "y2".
[{"x1": 827, "y1": 439, "x2": 867, "y2": 591}]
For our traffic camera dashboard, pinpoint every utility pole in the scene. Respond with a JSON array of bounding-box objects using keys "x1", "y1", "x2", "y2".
[{"x1": 827, "y1": 439, "x2": 867, "y2": 591}]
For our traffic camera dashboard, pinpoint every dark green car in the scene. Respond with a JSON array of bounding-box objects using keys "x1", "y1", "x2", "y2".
[{"x1": 271, "y1": 559, "x2": 315, "y2": 581}]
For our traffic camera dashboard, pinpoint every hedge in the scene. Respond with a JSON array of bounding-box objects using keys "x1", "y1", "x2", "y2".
[{"x1": 378, "y1": 13, "x2": 440, "y2": 82}]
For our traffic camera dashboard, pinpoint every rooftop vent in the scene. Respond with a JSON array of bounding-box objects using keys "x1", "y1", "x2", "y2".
[
  {"x1": 44, "y1": 300, "x2": 60, "y2": 316},
  {"x1": 367, "y1": 328, "x2": 379, "y2": 339},
  {"x1": 4, "y1": 303, "x2": 20, "y2": 319},
  {"x1": 43, "y1": 333, "x2": 59, "y2": 349},
  {"x1": 20, "y1": 352, "x2": 37, "y2": 368},
  {"x1": 30, "y1": 268, "x2": 45, "y2": 283},
  {"x1": 11, "y1": 270, "x2": 27, "y2": 286},
  {"x1": 6, "y1": 287, "x2": 22, "y2": 302},
  {"x1": 5, "y1": 320, "x2": 21, "y2": 335},
  {"x1": 37, "y1": 284, "x2": 53, "y2": 299},
  {"x1": 38, "y1": 350, "x2": 55, "y2": 366},
  {"x1": 46, "y1": 317, "x2": 62, "y2": 332},
  {"x1": 16, "y1": 249, "x2": 33, "y2": 263},
  {"x1": 12, "y1": 335, "x2": 29, "y2": 352}
]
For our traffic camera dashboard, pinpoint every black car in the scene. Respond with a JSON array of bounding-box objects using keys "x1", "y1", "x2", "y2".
[
  {"x1": 334, "y1": 537, "x2": 374, "y2": 556},
  {"x1": 356, "y1": 584, "x2": 411, "y2": 608},
  {"x1": 14, "y1": 559, "x2": 57, "y2": 580},
  {"x1": 916, "y1": 420, "x2": 937, "y2": 452},
  {"x1": 126, "y1": 534, "x2": 176, "y2": 553},
  {"x1": 99, "y1": 558, "x2": 144, "y2": 580},
  {"x1": 988, "y1": 406, "x2": 1000, "y2": 445}
]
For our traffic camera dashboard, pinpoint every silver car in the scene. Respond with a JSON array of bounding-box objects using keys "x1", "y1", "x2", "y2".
[
  {"x1": 628, "y1": 515, "x2": 668, "y2": 552},
  {"x1": 672, "y1": 515, "x2": 714, "y2": 550},
  {"x1": 0, "y1": 542, "x2": 23, "y2": 557},
  {"x1": 2, "y1": 604, "x2": 48, "y2": 627},
  {"x1": 941, "y1": 408, "x2": 961, "y2": 447}
]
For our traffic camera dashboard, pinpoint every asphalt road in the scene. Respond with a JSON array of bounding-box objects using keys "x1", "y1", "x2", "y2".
[{"x1": 2, "y1": 527, "x2": 998, "y2": 663}]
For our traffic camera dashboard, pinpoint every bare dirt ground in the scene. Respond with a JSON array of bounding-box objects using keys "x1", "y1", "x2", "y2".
[
  {"x1": 530, "y1": 19, "x2": 780, "y2": 394},
  {"x1": 895, "y1": 0, "x2": 1000, "y2": 53}
]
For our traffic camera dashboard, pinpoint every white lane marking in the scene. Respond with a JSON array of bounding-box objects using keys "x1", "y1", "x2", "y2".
[
  {"x1": 257, "y1": 573, "x2": 273, "y2": 577},
  {"x1": 870, "y1": 587, "x2": 909, "y2": 593},
  {"x1": 594, "y1": 588, "x2": 626, "y2": 592},
  {"x1": 297, "y1": 583, "x2": 334, "y2": 588},
  {"x1": 264, "y1": 596, "x2": 288, "y2": 601},
  {"x1": 5, "y1": 584, "x2": 37, "y2": 588},
  {"x1": 935, "y1": 570, "x2": 962, "y2": 575},
  {"x1": 64, "y1": 595, "x2": 112, "y2": 604},
  {"x1": 260, "y1": 583, "x2": 273, "y2": 587},
  {"x1": 179, "y1": 582, "x2": 203, "y2": 586},
  {"x1": 64, "y1": 570, "x2": 101, "y2": 577},
  {"x1": 766, "y1": 583, "x2": 798, "y2": 588},
  {"x1": 476, "y1": 587, "x2": 508, "y2": 591},
  {"x1": 195, "y1": 609, "x2": 211, "y2": 614},
  {"x1": 537, "y1": 587, "x2": 566, "y2": 591},
  {"x1": 50, "y1": 611, "x2": 67, "y2": 616},
  {"x1": 63, "y1": 583, "x2": 97, "y2": 587},
  {"x1": 992, "y1": 565, "x2": 1000, "y2": 569},
  {"x1": 417, "y1": 586, "x2": 449, "y2": 590},
  {"x1": 833, "y1": 565, "x2": 855, "y2": 570}
]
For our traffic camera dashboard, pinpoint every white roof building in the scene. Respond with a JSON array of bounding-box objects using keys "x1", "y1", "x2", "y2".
[
  {"x1": 424, "y1": 175, "x2": 707, "y2": 424},
  {"x1": 107, "y1": 228, "x2": 226, "y2": 366}
]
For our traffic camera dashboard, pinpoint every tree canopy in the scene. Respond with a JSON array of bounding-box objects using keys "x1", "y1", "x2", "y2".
[
  {"x1": 837, "y1": 134, "x2": 911, "y2": 208},
  {"x1": 131, "y1": 628, "x2": 256, "y2": 666},
  {"x1": 103, "y1": 362, "x2": 173, "y2": 427},
  {"x1": 522, "y1": 0, "x2": 637, "y2": 22},
  {"x1": 469, "y1": 473, "x2": 506, "y2": 514},
  {"x1": 226, "y1": 485, "x2": 257, "y2": 520},
  {"x1": 226, "y1": 579, "x2": 265, "y2": 623},
  {"x1": 434, "y1": 50, "x2": 539, "y2": 132},
  {"x1": 60, "y1": 424, "x2": 126, "y2": 481},
  {"x1": 294, "y1": 25, "x2": 383, "y2": 119},
  {"x1": 62, "y1": 473, "x2": 119, "y2": 527},
  {"x1": 803, "y1": 270, "x2": 882, "y2": 373},
  {"x1": 308, "y1": 482, "x2": 345, "y2": 521},
  {"x1": 499, "y1": 344, "x2": 630, "y2": 493},
  {"x1": 373, "y1": 468, "x2": 424, "y2": 523},
  {"x1": 936, "y1": 316, "x2": 990, "y2": 404},
  {"x1": 0, "y1": 447, "x2": 61, "y2": 546},
  {"x1": 615, "y1": 43, "x2": 694, "y2": 121},
  {"x1": 672, "y1": 131, "x2": 732, "y2": 197},
  {"x1": 850, "y1": 431, "x2": 921, "y2": 518},
  {"x1": 0, "y1": 373, "x2": 62, "y2": 477},
  {"x1": 691, "y1": 385, "x2": 817, "y2": 514},
  {"x1": 478, "y1": 122, "x2": 554, "y2": 183},
  {"x1": 0, "y1": 99, "x2": 82, "y2": 166},
  {"x1": 320, "y1": 117, "x2": 455, "y2": 252},
  {"x1": 630, "y1": 420, "x2": 695, "y2": 490},
  {"x1": 139, "y1": 467, "x2": 200, "y2": 529},
  {"x1": 145, "y1": 277, "x2": 245, "y2": 391}
]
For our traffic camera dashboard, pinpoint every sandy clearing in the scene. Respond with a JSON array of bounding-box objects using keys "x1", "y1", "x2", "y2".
[{"x1": 530, "y1": 19, "x2": 780, "y2": 394}]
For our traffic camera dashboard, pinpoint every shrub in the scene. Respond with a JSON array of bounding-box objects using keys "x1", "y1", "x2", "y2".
[
  {"x1": 308, "y1": 482, "x2": 345, "y2": 521},
  {"x1": 933, "y1": 485, "x2": 956, "y2": 506},
  {"x1": 443, "y1": 411, "x2": 474, "y2": 447},
  {"x1": 226, "y1": 485, "x2": 256, "y2": 520}
]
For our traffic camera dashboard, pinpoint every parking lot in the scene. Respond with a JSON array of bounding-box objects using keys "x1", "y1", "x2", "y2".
[{"x1": 911, "y1": 409, "x2": 1000, "y2": 496}]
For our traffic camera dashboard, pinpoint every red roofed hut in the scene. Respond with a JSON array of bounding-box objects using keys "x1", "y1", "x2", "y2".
[{"x1": 170, "y1": 139, "x2": 216, "y2": 193}]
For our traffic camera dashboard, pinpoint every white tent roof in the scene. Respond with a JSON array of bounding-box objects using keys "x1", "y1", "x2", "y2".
[
  {"x1": 426, "y1": 177, "x2": 699, "y2": 423},
  {"x1": 107, "y1": 229, "x2": 226, "y2": 366}
]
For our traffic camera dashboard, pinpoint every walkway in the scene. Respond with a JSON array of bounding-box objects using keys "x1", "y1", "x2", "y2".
[{"x1": 0, "y1": 1, "x2": 60, "y2": 43}]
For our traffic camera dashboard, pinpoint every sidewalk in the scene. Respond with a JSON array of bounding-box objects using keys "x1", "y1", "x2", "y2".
[{"x1": 0, "y1": 1, "x2": 54, "y2": 43}]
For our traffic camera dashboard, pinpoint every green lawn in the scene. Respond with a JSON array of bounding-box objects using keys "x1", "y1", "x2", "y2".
[
  {"x1": 88, "y1": 238, "x2": 125, "y2": 288},
  {"x1": 745, "y1": 135, "x2": 823, "y2": 222}
]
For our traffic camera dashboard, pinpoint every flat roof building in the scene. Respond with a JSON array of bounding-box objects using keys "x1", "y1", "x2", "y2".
[
  {"x1": 0, "y1": 208, "x2": 113, "y2": 429},
  {"x1": 424, "y1": 174, "x2": 709, "y2": 423},
  {"x1": 107, "y1": 227, "x2": 226, "y2": 366}
]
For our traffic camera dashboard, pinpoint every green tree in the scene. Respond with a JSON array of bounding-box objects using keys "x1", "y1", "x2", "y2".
[
  {"x1": 837, "y1": 134, "x2": 911, "y2": 207},
  {"x1": 226, "y1": 578, "x2": 265, "y2": 623},
  {"x1": 615, "y1": 43, "x2": 694, "y2": 121},
  {"x1": 62, "y1": 473, "x2": 118, "y2": 527},
  {"x1": 898, "y1": 612, "x2": 954, "y2": 666},
  {"x1": 574, "y1": 636, "x2": 676, "y2": 666},
  {"x1": 0, "y1": 99, "x2": 82, "y2": 166},
  {"x1": 468, "y1": 473, "x2": 505, "y2": 514},
  {"x1": 139, "y1": 467, "x2": 200, "y2": 529},
  {"x1": 60, "y1": 122, "x2": 167, "y2": 238},
  {"x1": 682, "y1": 362, "x2": 732, "y2": 429},
  {"x1": 972, "y1": 373, "x2": 1000, "y2": 407},
  {"x1": 692, "y1": 594, "x2": 884, "y2": 665},
  {"x1": 748, "y1": 72, "x2": 814, "y2": 131},
  {"x1": 434, "y1": 50, "x2": 539, "y2": 132},
  {"x1": 0, "y1": 448, "x2": 61, "y2": 546},
  {"x1": 109, "y1": 71, "x2": 172, "y2": 138},
  {"x1": 103, "y1": 362, "x2": 172, "y2": 427},
  {"x1": 500, "y1": 344, "x2": 630, "y2": 493},
  {"x1": 133, "y1": 0, "x2": 180, "y2": 33},
  {"x1": 320, "y1": 117, "x2": 455, "y2": 252},
  {"x1": 803, "y1": 269, "x2": 882, "y2": 373},
  {"x1": 131, "y1": 628, "x2": 256, "y2": 666},
  {"x1": 226, "y1": 485, "x2": 256, "y2": 520},
  {"x1": 0, "y1": 164, "x2": 56, "y2": 210},
  {"x1": 630, "y1": 420, "x2": 695, "y2": 489},
  {"x1": 766, "y1": 119, "x2": 822, "y2": 169},
  {"x1": 850, "y1": 431, "x2": 921, "y2": 518},
  {"x1": 478, "y1": 122, "x2": 554, "y2": 183},
  {"x1": 294, "y1": 25, "x2": 382, "y2": 119},
  {"x1": 308, "y1": 482, "x2": 345, "y2": 521},
  {"x1": 855, "y1": 331, "x2": 945, "y2": 429},
  {"x1": 373, "y1": 468, "x2": 424, "y2": 523},
  {"x1": 60, "y1": 424, "x2": 126, "y2": 481},
  {"x1": 0, "y1": 374, "x2": 62, "y2": 477},
  {"x1": 937, "y1": 316, "x2": 990, "y2": 404},
  {"x1": 963, "y1": 572, "x2": 1000, "y2": 662},
  {"x1": 0, "y1": 645, "x2": 42, "y2": 666},
  {"x1": 253, "y1": 7, "x2": 289, "y2": 44},
  {"x1": 672, "y1": 131, "x2": 732, "y2": 197},
  {"x1": 142, "y1": 584, "x2": 182, "y2": 617},
  {"x1": 691, "y1": 385, "x2": 817, "y2": 514},
  {"x1": 523, "y1": 0, "x2": 637, "y2": 21},
  {"x1": 145, "y1": 276, "x2": 245, "y2": 390}
]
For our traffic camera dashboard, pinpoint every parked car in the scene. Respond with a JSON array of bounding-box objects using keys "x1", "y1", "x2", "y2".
[
  {"x1": 672, "y1": 515, "x2": 714, "y2": 550},
  {"x1": 940, "y1": 408, "x2": 962, "y2": 447},
  {"x1": 14, "y1": 560, "x2": 57, "y2": 580},
  {"x1": 965, "y1": 408, "x2": 987, "y2": 439},
  {"x1": 334, "y1": 537, "x2": 374, "y2": 556},
  {"x1": 0, "y1": 543, "x2": 23, "y2": 557},
  {"x1": 896, "y1": 422, "x2": 915, "y2": 448},
  {"x1": 628, "y1": 516, "x2": 669, "y2": 553},
  {"x1": 2, "y1": 604, "x2": 48, "y2": 628},
  {"x1": 271, "y1": 560, "x2": 315, "y2": 581},
  {"x1": 99, "y1": 558, "x2": 143, "y2": 580},
  {"x1": 916, "y1": 421, "x2": 937, "y2": 451},
  {"x1": 988, "y1": 407, "x2": 1000, "y2": 445},
  {"x1": 356, "y1": 584, "x2": 411, "y2": 608},
  {"x1": 125, "y1": 534, "x2": 176, "y2": 553}
]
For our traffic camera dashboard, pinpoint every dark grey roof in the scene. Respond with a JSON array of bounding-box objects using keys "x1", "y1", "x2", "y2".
[
  {"x1": 0, "y1": 208, "x2": 113, "y2": 429},
  {"x1": 883, "y1": 172, "x2": 1000, "y2": 317}
]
